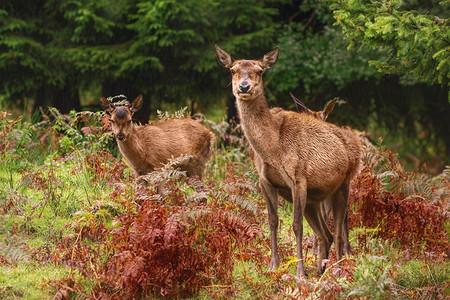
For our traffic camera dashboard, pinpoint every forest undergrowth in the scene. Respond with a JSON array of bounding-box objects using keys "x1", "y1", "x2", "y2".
[{"x1": 0, "y1": 109, "x2": 449, "y2": 299}]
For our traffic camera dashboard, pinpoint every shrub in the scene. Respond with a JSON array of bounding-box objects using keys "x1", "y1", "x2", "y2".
[
  {"x1": 101, "y1": 201, "x2": 259, "y2": 298},
  {"x1": 53, "y1": 159, "x2": 263, "y2": 299},
  {"x1": 349, "y1": 142, "x2": 449, "y2": 254}
]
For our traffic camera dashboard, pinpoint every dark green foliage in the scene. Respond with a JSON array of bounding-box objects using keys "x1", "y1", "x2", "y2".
[
  {"x1": 127, "y1": 0, "x2": 277, "y2": 106},
  {"x1": 328, "y1": 0, "x2": 450, "y2": 162},
  {"x1": 331, "y1": 0, "x2": 450, "y2": 87},
  {"x1": 0, "y1": 0, "x2": 449, "y2": 161},
  {"x1": 0, "y1": 0, "x2": 278, "y2": 113},
  {"x1": 269, "y1": 26, "x2": 378, "y2": 96}
]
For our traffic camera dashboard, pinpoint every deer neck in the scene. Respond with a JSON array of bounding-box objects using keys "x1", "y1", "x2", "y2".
[
  {"x1": 236, "y1": 93, "x2": 279, "y2": 160},
  {"x1": 117, "y1": 126, "x2": 154, "y2": 172}
]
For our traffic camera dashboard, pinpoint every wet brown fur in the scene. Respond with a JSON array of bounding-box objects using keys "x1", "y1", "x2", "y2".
[
  {"x1": 215, "y1": 45, "x2": 361, "y2": 278},
  {"x1": 247, "y1": 99, "x2": 361, "y2": 255}
]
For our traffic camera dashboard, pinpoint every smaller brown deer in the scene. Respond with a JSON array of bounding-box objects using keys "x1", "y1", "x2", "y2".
[
  {"x1": 289, "y1": 93, "x2": 343, "y2": 121},
  {"x1": 247, "y1": 95, "x2": 340, "y2": 161},
  {"x1": 101, "y1": 95, "x2": 214, "y2": 178},
  {"x1": 248, "y1": 94, "x2": 354, "y2": 255},
  {"x1": 288, "y1": 93, "x2": 355, "y2": 254}
]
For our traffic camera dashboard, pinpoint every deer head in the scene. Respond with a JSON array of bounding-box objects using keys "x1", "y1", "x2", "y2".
[
  {"x1": 215, "y1": 45, "x2": 279, "y2": 101},
  {"x1": 289, "y1": 92, "x2": 342, "y2": 121},
  {"x1": 100, "y1": 95, "x2": 143, "y2": 141}
]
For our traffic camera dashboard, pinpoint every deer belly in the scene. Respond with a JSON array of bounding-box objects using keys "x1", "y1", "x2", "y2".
[
  {"x1": 277, "y1": 187, "x2": 328, "y2": 203},
  {"x1": 263, "y1": 164, "x2": 289, "y2": 188},
  {"x1": 264, "y1": 164, "x2": 333, "y2": 203}
]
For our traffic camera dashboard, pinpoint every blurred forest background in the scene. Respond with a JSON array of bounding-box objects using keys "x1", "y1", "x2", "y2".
[{"x1": 1, "y1": 0, "x2": 449, "y2": 171}]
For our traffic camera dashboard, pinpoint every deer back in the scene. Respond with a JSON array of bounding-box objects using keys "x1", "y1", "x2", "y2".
[
  {"x1": 123, "y1": 118, "x2": 213, "y2": 176},
  {"x1": 255, "y1": 111, "x2": 353, "y2": 192}
]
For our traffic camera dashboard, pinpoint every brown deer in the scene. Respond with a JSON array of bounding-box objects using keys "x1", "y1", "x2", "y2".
[
  {"x1": 101, "y1": 95, "x2": 214, "y2": 178},
  {"x1": 215, "y1": 46, "x2": 361, "y2": 279},
  {"x1": 289, "y1": 93, "x2": 359, "y2": 255},
  {"x1": 248, "y1": 94, "x2": 356, "y2": 255}
]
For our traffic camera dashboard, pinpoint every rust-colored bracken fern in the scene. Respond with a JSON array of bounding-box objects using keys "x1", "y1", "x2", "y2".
[
  {"x1": 350, "y1": 165, "x2": 449, "y2": 255},
  {"x1": 52, "y1": 159, "x2": 263, "y2": 299}
]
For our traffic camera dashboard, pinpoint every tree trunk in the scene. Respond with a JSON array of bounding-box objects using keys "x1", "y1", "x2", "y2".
[
  {"x1": 34, "y1": 86, "x2": 49, "y2": 112},
  {"x1": 35, "y1": 83, "x2": 80, "y2": 113},
  {"x1": 52, "y1": 84, "x2": 81, "y2": 113}
]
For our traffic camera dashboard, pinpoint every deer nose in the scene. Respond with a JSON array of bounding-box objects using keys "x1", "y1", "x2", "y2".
[
  {"x1": 116, "y1": 133, "x2": 125, "y2": 141},
  {"x1": 239, "y1": 81, "x2": 250, "y2": 93}
]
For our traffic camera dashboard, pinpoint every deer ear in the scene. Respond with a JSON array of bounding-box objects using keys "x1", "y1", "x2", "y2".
[
  {"x1": 289, "y1": 92, "x2": 309, "y2": 113},
  {"x1": 215, "y1": 45, "x2": 233, "y2": 68},
  {"x1": 100, "y1": 97, "x2": 114, "y2": 114},
  {"x1": 261, "y1": 48, "x2": 279, "y2": 69},
  {"x1": 131, "y1": 95, "x2": 143, "y2": 113},
  {"x1": 322, "y1": 98, "x2": 340, "y2": 121}
]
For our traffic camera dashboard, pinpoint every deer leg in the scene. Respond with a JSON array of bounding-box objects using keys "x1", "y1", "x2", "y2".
[
  {"x1": 292, "y1": 178, "x2": 307, "y2": 279},
  {"x1": 332, "y1": 190, "x2": 347, "y2": 260},
  {"x1": 314, "y1": 200, "x2": 331, "y2": 256},
  {"x1": 320, "y1": 196, "x2": 334, "y2": 251},
  {"x1": 259, "y1": 179, "x2": 279, "y2": 271},
  {"x1": 325, "y1": 188, "x2": 351, "y2": 256},
  {"x1": 342, "y1": 209, "x2": 351, "y2": 255},
  {"x1": 316, "y1": 199, "x2": 333, "y2": 271},
  {"x1": 304, "y1": 203, "x2": 330, "y2": 274},
  {"x1": 340, "y1": 183, "x2": 352, "y2": 255}
]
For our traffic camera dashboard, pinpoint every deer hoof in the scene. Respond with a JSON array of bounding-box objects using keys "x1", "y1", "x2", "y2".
[
  {"x1": 295, "y1": 273, "x2": 307, "y2": 284},
  {"x1": 296, "y1": 264, "x2": 306, "y2": 279},
  {"x1": 344, "y1": 246, "x2": 353, "y2": 256},
  {"x1": 317, "y1": 259, "x2": 329, "y2": 274},
  {"x1": 268, "y1": 257, "x2": 280, "y2": 272}
]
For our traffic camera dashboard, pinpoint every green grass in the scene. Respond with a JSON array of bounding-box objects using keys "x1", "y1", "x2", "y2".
[
  {"x1": 0, "y1": 161, "x2": 23, "y2": 194},
  {"x1": 230, "y1": 260, "x2": 274, "y2": 299},
  {"x1": 0, "y1": 264, "x2": 69, "y2": 300},
  {"x1": 0, "y1": 144, "x2": 118, "y2": 299},
  {"x1": 203, "y1": 101, "x2": 227, "y2": 123},
  {"x1": 344, "y1": 254, "x2": 393, "y2": 299},
  {"x1": 396, "y1": 260, "x2": 450, "y2": 289}
]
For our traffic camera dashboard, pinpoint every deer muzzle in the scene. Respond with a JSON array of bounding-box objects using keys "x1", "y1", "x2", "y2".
[
  {"x1": 116, "y1": 132, "x2": 125, "y2": 141},
  {"x1": 239, "y1": 81, "x2": 251, "y2": 93}
]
